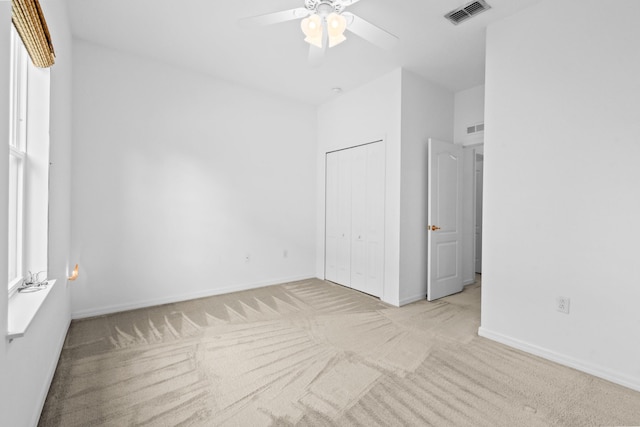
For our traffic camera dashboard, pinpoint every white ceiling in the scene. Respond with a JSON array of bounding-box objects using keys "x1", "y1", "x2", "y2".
[{"x1": 66, "y1": 0, "x2": 542, "y2": 105}]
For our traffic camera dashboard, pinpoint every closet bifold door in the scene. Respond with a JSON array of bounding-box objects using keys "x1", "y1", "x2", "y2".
[
  {"x1": 336, "y1": 149, "x2": 353, "y2": 287},
  {"x1": 350, "y1": 146, "x2": 367, "y2": 293},
  {"x1": 325, "y1": 142, "x2": 384, "y2": 297},
  {"x1": 325, "y1": 152, "x2": 339, "y2": 282},
  {"x1": 351, "y1": 142, "x2": 385, "y2": 296},
  {"x1": 363, "y1": 142, "x2": 385, "y2": 297},
  {"x1": 325, "y1": 149, "x2": 353, "y2": 287}
]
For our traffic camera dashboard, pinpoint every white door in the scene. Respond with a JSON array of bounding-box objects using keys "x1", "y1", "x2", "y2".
[
  {"x1": 353, "y1": 142, "x2": 385, "y2": 296},
  {"x1": 325, "y1": 149, "x2": 352, "y2": 286},
  {"x1": 325, "y1": 153, "x2": 339, "y2": 282},
  {"x1": 364, "y1": 142, "x2": 385, "y2": 296},
  {"x1": 350, "y1": 146, "x2": 367, "y2": 293},
  {"x1": 325, "y1": 141, "x2": 385, "y2": 298},
  {"x1": 427, "y1": 139, "x2": 464, "y2": 301},
  {"x1": 336, "y1": 149, "x2": 353, "y2": 286}
]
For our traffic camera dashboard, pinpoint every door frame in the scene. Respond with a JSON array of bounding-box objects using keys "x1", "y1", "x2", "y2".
[{"x1": 463, "y1": 142, "x2": 484, "y2": 283}]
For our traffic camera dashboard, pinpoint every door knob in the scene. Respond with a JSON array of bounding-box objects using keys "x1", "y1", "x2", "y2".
[{"x1": 429, "y1": 225, "x2": 441, "y2": 231}]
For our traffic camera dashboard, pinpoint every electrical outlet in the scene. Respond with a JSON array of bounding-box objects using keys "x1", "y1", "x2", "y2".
[
  {"x1": 245, "y1": 254, "x2": 250, "y2": 263},
  {"x1": 557, "y1": 297, "x2": 570, "y2": 314}
]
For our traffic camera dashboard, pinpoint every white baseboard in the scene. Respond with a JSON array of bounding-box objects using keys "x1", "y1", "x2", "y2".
[
  {"x1": 478, "y1": 326, "x2": 640, "y2": 393},
  {"x1": 71, "y1": 275, "x2": 316, "y2": 319},
  {"x1": 399, "y1": 294, "x2": 426, "y2": 306}
]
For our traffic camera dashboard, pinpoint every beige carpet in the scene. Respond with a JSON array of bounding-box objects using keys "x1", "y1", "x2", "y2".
[{"x1": 40, "y1": 278, "x2": 640, "y2": 426}]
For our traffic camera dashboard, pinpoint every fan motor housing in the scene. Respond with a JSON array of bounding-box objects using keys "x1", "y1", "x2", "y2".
[{"x1": 306, "y1": 0, "x2": 345, "y2": 14}]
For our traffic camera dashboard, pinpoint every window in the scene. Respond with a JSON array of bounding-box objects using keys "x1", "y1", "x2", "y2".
[
  {"x1": 8, "y1": 27, "x2": 28, "y2": 294},
  {"x1": 7, "y1": 26, "x2": 51, "y2": 296}
]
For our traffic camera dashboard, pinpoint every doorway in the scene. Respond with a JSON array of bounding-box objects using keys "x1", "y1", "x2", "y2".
[
  {"x1": 462, "y1": 144, "x2": 483, "y2": 286},
  {"x1": 475, "y1": 151, "x2": 483, "y2": 274}
]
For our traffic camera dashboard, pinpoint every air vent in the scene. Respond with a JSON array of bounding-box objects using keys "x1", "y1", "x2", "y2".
[
  {"x1": 467, "y1": 123, "x2": 485, "y2": 135},
  {"x1": 445, "y1": 0, "x2": 491, "y2": 25}
]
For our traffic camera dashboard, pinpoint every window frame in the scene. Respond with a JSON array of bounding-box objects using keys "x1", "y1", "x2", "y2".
[{"x1": 8, "y1": 27, "x2": 29, "y2": 295}]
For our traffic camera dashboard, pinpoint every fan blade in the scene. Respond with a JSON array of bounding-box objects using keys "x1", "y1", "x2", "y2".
[
  {"x1": 342, "y1": 12, "x2": 398, "y2": 50},
  {"x1": 239, "y1": 8, "x2": 311, "y2": 28}
]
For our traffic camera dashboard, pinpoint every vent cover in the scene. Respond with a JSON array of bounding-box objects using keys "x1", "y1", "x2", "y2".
[
  {"x1": 445, "y1": 0, "x2": 491, "y2": 25},
  {"x1": 467, "y1": 123, "x2": 485, "y2": 135}
]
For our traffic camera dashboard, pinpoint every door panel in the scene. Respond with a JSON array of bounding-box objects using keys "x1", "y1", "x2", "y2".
[
  {"x1": 350, "y1": 146, "x2": 367, "y2": 293},
  {"x1": 336, "y1": 149, "x2": 352, "y2": 287},
  {"x1": 427, "y1": 139, "x2": 463, "y2": 301},
  {"x1": 325, "y1": 153, "x2": 339, "y2": 282},
  {"x1": 435, "y1": 241, "x2": 458, "y2": 279},
  {"x1": 364, "y1": 142, "x2": 385, "y2": 296}
]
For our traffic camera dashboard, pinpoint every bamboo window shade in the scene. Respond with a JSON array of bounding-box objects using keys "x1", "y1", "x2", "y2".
[{"x1": 12, "y1": 0, "x2": 55, "y2": 68}]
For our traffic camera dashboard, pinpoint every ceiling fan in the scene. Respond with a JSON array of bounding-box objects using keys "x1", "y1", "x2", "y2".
[{"x1": 240, "y1": 0, "x2": 398, "y2": 65}]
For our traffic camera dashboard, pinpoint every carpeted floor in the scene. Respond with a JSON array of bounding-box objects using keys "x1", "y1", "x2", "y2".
[{"x1": 40, "y1": 277, "x2": 640, "y2": 426}]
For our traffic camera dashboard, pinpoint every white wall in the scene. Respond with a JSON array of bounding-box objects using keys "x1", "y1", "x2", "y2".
[
  {"x1": 399, "y1": 70, "x2": 454, "y2": 304},
  {"x1": 71, "y1": 40, "x2": 317, "y2": 318},
  {"x1": 316, "y1": 69, "x2": 402, "y2": 305},
  {"x1": 454, "y1": 85, "x2": 485, "y2": 145},
  {"x1": 0, "y1": 2, "x2": 11, "y2": 417},
  {"x1": 46, "y1": 0, "x2": 74, "y2": 291},
  {"x1": 1, "y1": 1, "x2": 74, "y2": 425},
  {"x1": 480, "y1": 0, "x2": 640, "y2": 391}
]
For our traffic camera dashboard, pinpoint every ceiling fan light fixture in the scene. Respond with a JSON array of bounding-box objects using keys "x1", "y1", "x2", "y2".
[
  {"x1": 305, "y1": 35, "x2": 324, "y2": 48},
  {"x1": 240, "y1": 0, "x2": 400, "y2": 63},
  {"x1": 327, "y1": 12, "x2": 347, "y2": 47},
  {"x1": 329, "y1": 33, "x2": 346, "y2": 48},
  {"x1": 301, "y1": 14, "x2": 323, "y2": 47}
]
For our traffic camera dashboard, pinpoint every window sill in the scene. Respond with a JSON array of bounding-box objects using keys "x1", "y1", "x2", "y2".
[{"x1": 7, "y1": 279, "x2": 57, "y2": 342}]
